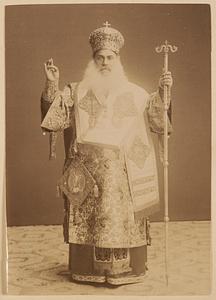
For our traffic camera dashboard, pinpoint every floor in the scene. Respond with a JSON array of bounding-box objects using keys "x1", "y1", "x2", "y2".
[{"x1": 6, "y1": 221, "x2": 211, "y2": 296}]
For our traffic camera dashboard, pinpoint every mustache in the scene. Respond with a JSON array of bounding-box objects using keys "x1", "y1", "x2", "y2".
[{"x1": 100, "y1": 66, "x2": 111, "y2": 71}]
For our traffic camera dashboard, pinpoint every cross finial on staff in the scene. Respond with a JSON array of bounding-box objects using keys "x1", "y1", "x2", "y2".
[
  {"x1": 103, "y1": 21, "x2": 111, "y2": 28},
  {"x1": 155, "y1": 40, "x2": 178, "y2": 53}
]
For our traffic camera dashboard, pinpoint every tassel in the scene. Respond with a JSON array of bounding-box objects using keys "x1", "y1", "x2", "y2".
[
  {"x1": 146, "y1": 218, "x2": 152, "y2": 246},
  {"x1": 74, "y1": 139, "x2": 78, "y2": 154},
  {"x1": 56, "y1": 185, "x2": 61, "y2": 197},
  {"x1": 49, "y1": 132, "x2": 58, "y2": 160},
  {"x1": 94, "y1": 184, "x2": 99, "y2": 198}
]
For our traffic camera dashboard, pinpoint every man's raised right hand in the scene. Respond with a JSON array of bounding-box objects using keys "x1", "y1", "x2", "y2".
[{"x1": 44, "y1": 58, "x2": 60, "y2": 82}]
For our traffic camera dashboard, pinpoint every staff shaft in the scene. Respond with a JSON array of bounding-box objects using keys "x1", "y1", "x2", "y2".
[
  {"x1": 155, "y1": 39, "x2": 177, "y2": 286},
  {"x1": 163, "y1": 51, "x2": 170, "y2": 286},
  {"x1": 163, "y1": 52, "x2": 169, "y2": 221}
]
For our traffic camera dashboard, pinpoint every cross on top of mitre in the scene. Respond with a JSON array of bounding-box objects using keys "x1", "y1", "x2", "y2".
[{"x1": 103, "y1": 21, "x2": 111, "y2": 28}]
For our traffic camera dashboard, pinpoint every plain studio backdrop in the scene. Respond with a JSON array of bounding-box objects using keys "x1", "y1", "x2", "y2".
[{"x1": 5, "y1": 4, "x2": 211, "y2": 226}]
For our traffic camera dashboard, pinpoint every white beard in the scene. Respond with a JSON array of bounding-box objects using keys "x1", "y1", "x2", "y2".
[{"x1": 79, "y1": 58, "x2": 128, "y2": 97}]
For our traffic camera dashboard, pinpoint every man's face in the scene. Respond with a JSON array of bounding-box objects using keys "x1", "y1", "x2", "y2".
[{"x1": 93, "y1": 49, "x2": 118, "y2": 75}]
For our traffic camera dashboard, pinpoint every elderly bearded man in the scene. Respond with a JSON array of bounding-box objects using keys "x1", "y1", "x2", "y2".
[{"x1": 40, "y1": 22, "x2": 173, "y2": 285}]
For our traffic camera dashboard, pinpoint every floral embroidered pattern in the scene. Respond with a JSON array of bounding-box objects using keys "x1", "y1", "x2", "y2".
[
  {"x1": 64, "y1": 143, "x2": 148, "y2": 248},
  {"x1": 89, "y1": 24, "x2": 124, "y2": 54},
  {"x1": 58, "y1": 159, "x2": 95, "y2": 208},
  {"x1": 112, "y1": 92, "x2": 137, "y2": 127},
  {"x1": 127, "y1": 136, "x2": 151, "y2": 169},
  {"x1": 107, "y1": 273, "x2": 146, "y2": 285},
  {"x1": 45, "y1": 95, "x2": 69, "y2": 130},
  {"x1": 93, "y1": 247, "x2": 131, "y2": 275},
  {"x1": 94, "y1": 247, "x2": 128, "y2": 262},
  {"x1": 72, "y1": 274, "x2": 106, "y2": 283},
  {"x1": 132, "y1": 175, "x2": 155, "y2": 186},
  {"x1": 42, "y1": 80, "x2": 59, "y2": 103},
  {"x1": 133, "y1": 187, "x2": 156, "y2": 198},
  {"x1": 147, "y1": 91, "x2": 173, "y2": 134},
  {"x1": 78, "y1": 90, "x2": 104, "y2": 128},
  {"x1": 113, "y1": 248, "x2": 128, "y2": 260},
  {"x1": 94, "y1": 247, "x2": 111, "y2": 261},
  {"x1": 41, "y1": 85, "x2": 74, "y2": 131}
]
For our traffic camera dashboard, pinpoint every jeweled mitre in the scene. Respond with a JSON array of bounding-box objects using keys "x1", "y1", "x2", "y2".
[{"x1": 89, "y1": 22, "x2": 124, "y2": 54}]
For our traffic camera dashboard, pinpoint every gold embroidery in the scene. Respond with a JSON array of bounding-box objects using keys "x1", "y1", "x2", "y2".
[
  {"x1": 42, "y1": 80, "x2": 59, "y2": 103},
  {"x1": 44, "y1": 94, "x2": 68, "y2": 130},
  {"x1": 41, "y1": 93, "x2": 73, "y2": 131},
  {"x1": 110, "y1": 248, "x2": 131, "y2": 275},
  {"x1": 72, "y1": 274, "x2": 106, "y2": 283},
  {"x1": 78, "y1": 90, "x2": 104, "y2": 128},
  {"x1": 132, "y1": 175, "x2": 155, "y2": 186},
  {"x1": 113, "y1": 248, "x2": 128, "y2": 260},
  {"x1": 58, "y1": 159, "x2": 95, "y2": 208},
  {"x1": 67, "y1": 168, "x2": 86, "y2": 194},
  {"x1": 147, "y1": 91, "x2": 173, "y2": 134},
  {"x1": 93, "y1": 247, "x2": 131, "y2": 275},
  {"x1": 128, "y1": 136, "x2": 151, "y2": 169},
  {"x1": 89, "y1": 23, "x2": 124, "y2": 54},
  {"x1": 65, "y1": 144, "x2": 148, "y2": 248},
  {"x1": 133, "y1": 186, "x2": 156, "y2": 198},
  {"x1": 94, "y1": 247, "x2": 112, "y2": 262},
  {"x1": 112, "y1": 92, "x2": 137, "y2": 127},
  {"x1": 107, "y1": 273, "x2": 146, "y2": 285},
  {"x1": 146, "y1": 217, "x2": 151, "y2": 246}
]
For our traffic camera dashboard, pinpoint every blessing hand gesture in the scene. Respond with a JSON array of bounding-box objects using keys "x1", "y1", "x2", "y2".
[{"x1": 44, "y1": 58, "x2": 59, "y2": 82}]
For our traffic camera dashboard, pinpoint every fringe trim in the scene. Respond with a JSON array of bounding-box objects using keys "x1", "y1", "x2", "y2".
[
  {"x1": 71, "y1": 273, "x2": 106, "y2": 283},
  {"x1": 107, "y1": 273, "x2": 146, "y2": 285},
  {"x1": 71, "y1": 273, "x2": 147, "y2": 285}
]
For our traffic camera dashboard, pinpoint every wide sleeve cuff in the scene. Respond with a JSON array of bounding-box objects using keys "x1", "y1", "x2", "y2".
[
  {"x1": 41, "y1": 84, "x2": 74, "y2": 132},
  {"x1": 40, "y1": 80, "x2": 59, "y2": 131},
  {"x1": 41, "y1": 80, "x2": 59, "y2": 103},
  {"x1": 146, "y1": 90, "x2": 173, "y2": 135},
  {"x1": 40, "y1": 83, "x2": 76, "y2": 160}
]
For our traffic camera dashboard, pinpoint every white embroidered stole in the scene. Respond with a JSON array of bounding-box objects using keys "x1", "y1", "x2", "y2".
[{"x1": 74, "y1": 83, "x2": 140, "y2": 148}]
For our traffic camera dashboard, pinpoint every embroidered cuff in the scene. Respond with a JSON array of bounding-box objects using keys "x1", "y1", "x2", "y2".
[
  {"x1": 147, "y1": 91, "x2": 173, "y2": 134},
  {"x1": 42, "y1": 80, "x2": 59, "y2": 103}
]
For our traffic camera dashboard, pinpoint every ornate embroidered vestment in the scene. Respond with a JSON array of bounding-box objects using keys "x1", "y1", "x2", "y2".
[
  {"x1": 73, "y1": 82, "x2": 161, "y2": 217},
  {"x1": 41, "y1": 80, "x2": 172, "y2": 247}
]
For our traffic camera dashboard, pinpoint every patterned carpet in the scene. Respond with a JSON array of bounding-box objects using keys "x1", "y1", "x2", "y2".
[{"x1": 6, "y1": 221, "x2": 211, "y2": 295}]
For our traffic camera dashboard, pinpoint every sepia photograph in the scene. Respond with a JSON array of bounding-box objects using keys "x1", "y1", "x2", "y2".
[{"x1": 1, "y1": 0, "x2": 213, "y2": 297}]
